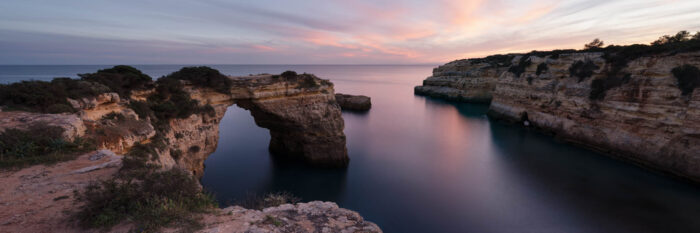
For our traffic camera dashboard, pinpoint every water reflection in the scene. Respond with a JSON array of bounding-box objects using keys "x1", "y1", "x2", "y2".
[{"x1": 192, "y1": 65, "x2": 700, "y2": 233}]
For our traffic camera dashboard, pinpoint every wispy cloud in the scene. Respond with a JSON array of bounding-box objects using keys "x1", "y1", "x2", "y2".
[{"x1": 0, "y1": 0, "x2": 699, "y2": 64}]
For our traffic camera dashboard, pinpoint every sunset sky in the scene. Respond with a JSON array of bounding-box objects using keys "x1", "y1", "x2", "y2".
[{"x1": 1, "y1": 0, "x2": 700, "y2": 64}]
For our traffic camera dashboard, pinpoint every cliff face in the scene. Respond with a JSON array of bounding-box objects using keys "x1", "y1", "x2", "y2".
[
  {"x1": 414, "y1": 59, "x2": 506, "y2": 103},
  {"x1": 415, "y1": 51, "x2": 700, "y2": 181},
  {"x1": 0, "y1": 73, "x2": 366, "y2": 232}
]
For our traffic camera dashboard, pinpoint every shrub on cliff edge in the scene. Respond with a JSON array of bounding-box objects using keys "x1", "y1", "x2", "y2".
[
  {"x1": 0, "y1": 123, "x2": 95, "y2": 168},
  {"x1": 75, "y1": 168, "x2": 216, "y2": 231},
  {"x1": 163, "y1": 66, "x2": 232, "y2": 94},
  {"x1": 79, "y1": 65, "x2": 154, "y2": 97},
  {"x1": 671, "y1": 65, "x2": 700, "y2": 96},
  {"x1": 0, "y1": 78, "x2": 110, "y2": 113}
]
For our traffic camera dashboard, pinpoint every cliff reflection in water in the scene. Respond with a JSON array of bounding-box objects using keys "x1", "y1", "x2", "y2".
[
  {"x1": 195, "y1": 65, "x2": 700, "y2": 233},
  {"x1": 199, "y1": 106, "x2": 348, "y2": 205}
]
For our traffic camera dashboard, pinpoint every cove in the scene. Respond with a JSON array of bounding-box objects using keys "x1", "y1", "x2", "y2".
[{"x1": 199, "y1": 65, "x2": 700, "y2": 233}]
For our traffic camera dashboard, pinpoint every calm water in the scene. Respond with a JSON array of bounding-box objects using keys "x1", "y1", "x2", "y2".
[{"x1": 3, "y1": 65, "x2": 700, "y2": 233}]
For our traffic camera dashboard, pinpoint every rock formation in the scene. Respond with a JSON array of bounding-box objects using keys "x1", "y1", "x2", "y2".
[
  {"x1": 0, "y1": 71, "x2": 369, "y2": 232},
  {"x1": 335, "y1": 93, "x2": 372, "y2": 111},
  {"x1": 416, "y1": 51, "x2": 700, "y2": 181},
  {"x1": 199, "y1": 202, "x2": 381, "y2": 233}
]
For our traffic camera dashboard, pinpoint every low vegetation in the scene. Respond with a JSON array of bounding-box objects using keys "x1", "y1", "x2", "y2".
[
  {"x1": 163, "y1": 66, "x2": 232, "y2": 94},
  {"x1": 569, "y1": 60, "x2": 599, "y2": 82},
  {"x1": 0, "y1": 78, "x2": 110, "y2": 113},
  {"x1": 671, "y1": 65, "x2": 700, "y2": 96},
  {"x1": 79, "y1": 65, "x2": 154, "y2": 97},
  {"x1": 589, "y1": 74, "x2": 631, "y2": 100},
  {"x1": 75, "y1": 168, "x2": 217, "y2": 232},
  {"x1": 237, "y1": 192, "x2": 301, "y2": 210},
  {"x1": 536, "y1": 63, "x2": 549, "y2": 75},
  {"x1": 0, "y1": 124, "x2": 94, "y2": 168},
  {"x1": 507, "y1": 55, "x2": 532, "y2": 77}
]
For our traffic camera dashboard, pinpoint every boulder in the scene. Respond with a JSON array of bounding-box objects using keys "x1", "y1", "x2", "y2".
[{"x1": 335, "y1": 93, "x2": 371, "y2": 111}]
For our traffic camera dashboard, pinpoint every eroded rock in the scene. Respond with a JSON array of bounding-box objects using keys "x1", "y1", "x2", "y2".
[
  {"x1": 416, "y1": 51, "x2": 700, "y2": 181},
  {"x1": 335, "y1": 93, "x2": 371, "y2": 111}
]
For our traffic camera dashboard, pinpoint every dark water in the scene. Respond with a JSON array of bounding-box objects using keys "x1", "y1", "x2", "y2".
[{"x1": 3, "y1": 65, "x2": 700, "y2": 233}]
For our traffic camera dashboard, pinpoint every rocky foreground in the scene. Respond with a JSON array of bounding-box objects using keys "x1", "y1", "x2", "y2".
[
  {"x1": 415, "y1": 43, "x2": 700, "y2": 181},
  {"x1": 0, "y1": 69, "x2": 380, "y2": 232}
]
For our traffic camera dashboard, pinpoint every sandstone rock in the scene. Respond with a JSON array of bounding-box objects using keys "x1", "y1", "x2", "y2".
[
  {"x1": 335, "y1": 93, "x2": 371, "y2": 111},
  {"x1": 0, "y1": 111, "x2": 85, "y2": 140},
  {"x1": 417, "y1": 51, "x2": 700, "y2": 181},
  {"x1": 199, "y1": 201, "x2": 382, "y2": 233}
]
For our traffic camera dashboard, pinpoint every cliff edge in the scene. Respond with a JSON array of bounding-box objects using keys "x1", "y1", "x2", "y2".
[{"x1": 415, "y1": 33, "x2": 700, "y2": 181}]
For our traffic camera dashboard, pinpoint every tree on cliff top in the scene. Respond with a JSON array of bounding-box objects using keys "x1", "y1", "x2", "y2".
[
  {"x1": 584, "y1": 38, "x2": 605, "y2": 50},
  {"x1": 652, "y1": 30, "x2": 693, "y2": 45}
]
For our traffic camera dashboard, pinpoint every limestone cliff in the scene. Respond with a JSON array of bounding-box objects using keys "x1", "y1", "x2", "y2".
[
  {"x1": 0, "y1": 71, "x2": 369, "y2": 232},
  {"x1": 416, "y1": 51, "x2": 700, "y2": 181}
]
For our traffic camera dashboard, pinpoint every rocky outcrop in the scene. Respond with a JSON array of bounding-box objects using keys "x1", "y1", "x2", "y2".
[
  {"x1": 335, "y1": 93, "x2": 372, "y2": 111},
  {"x1": 198, "y1": 202, "x2": 381, "y2": 233},
  {"x1": 414, "y1": 59, "x2": 507, "y2": 103},
  {"x1": 0, "y1": 71, "x2": 369, "y2": 232},
  {"x1": 416, "y1": 51, "x2": 700, "y2": 181},
  {"x1": 0, "y1": 111, "x2": 86, "y2": 141},
  {"x1": 161, "y1": 74, "x2": 348, "y2": 174}
]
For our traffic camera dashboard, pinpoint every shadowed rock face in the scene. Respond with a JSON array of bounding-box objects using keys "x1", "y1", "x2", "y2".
[{"x1": 416, "y1": 51, "x2": 700, "y2": 181}]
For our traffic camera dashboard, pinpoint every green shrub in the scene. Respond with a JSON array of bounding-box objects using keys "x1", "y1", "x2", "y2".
[
  {"x1": 79, "y1": 65, "x2": 153, "y2": 97},
  {"x1": 0, "y1": 124, "x2": 95, "y2": 168},
  {"x1": 536, "y1": 63, "x2": 549, "y2": 75},
  {"x1": 163, "y1": 66, "x2": 232, "y2": 94},
  {"x1": 671, "y1": 65, "x2": 700, "y2": 96},
  {"x1": 280, "y1": 71, "x2": 298, "y2": 79},
  {"x1": 508, "y1": 55, "x2": 531, "y2": 77},
  {"x1": 75, "y1": 168, "x2": 216, "y2": 232},
  {"x1": 299, "y1": 75, "x2": 321, "y2": 89},
  {"x1": 569, "y1": 60, "x2": 599, "y2": 81},
  {"x1": 589, "y1": 74, "x2": 631, "y2": 100},
  {"x1": 128, "y1": 101, "x2": 154, "y2": 120},
  {"x1": 237, "y1": 192, "x2": 300, "y2": 210},
  {"x1": 0, "y1": 78, "x2": 109, "y2": 113},
  {"x1": 469, "y1": 54, "x2": 513, "y2": 67}
]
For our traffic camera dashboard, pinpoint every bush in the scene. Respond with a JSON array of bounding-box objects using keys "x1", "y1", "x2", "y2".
[
  {"x1": 569, "y1": 60, "x2": 599, "y2": 81},
  {"x1": 79, "y1": 65, "x2": 153, "y2": 97},
  {"x1": 0, "y1": 78, "x2": 109, "y2": 113},
  {"x1": 589, "y1": 74, "x2": 631, "y2": 100},
  {"x1": 75, "y1": 168, "x2": 216, "y2": 231},
  {"x1": 469, "y1": 54, "x2": 513, "y2": 67},
  {"x1": 0, "y1": 124, "x2": 95, "y2": 168},
  {"x1": 280, "y1": 71, "x2": 298, "y2": 79},
  {"x1": 507, "y1": 55, "x2": 531, "y2": 77},
  {"x1": 536, "y1": 63, "x2": 549, "y2": 75},
  {"x1": 128, "y1": 101, "x2": 154, "y2": 120},
  {"x1": 163, "y1": 67, "x2": 232, "y2": 94},
  {"x1": 299, "y1": 75, "x2": 321, "y2": 89},
  {"x1": 237, "y1": 192, "x2": 300, "y2": 210},
  {"x1": 671, "y1": 65, "x2": 700, "y2": 96}
]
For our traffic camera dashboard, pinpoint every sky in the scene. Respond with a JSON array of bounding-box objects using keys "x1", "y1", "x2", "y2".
[{"x1": 1, "y1": 0, "x2": 700, "y2": 65}]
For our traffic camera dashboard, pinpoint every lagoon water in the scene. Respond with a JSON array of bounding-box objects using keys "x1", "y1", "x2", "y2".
[{"x1": 3, "y1": 65, "x2": 700, "y2": 233}]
